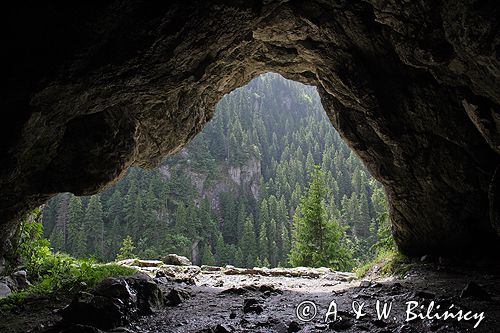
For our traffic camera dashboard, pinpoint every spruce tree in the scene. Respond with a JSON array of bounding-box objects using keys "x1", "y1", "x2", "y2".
[
  {"x1": 201, "y1": 243, "x2": 216, "y2": 266},
  {"x1": 116, "y1": 235, "x2": 137, "y2": 260},
  {"x1": 83, "y1": 195, "x2": 105, "y2": 258},
  {"x1": 240, "y1": 216, "x2": 258, "y2": 268},
  {"x1": 67, "y1": 195, "x2": 84, "y2": 254},
  {"x1": 289, "y1": 166, "x2": 353, "y2": 270}
]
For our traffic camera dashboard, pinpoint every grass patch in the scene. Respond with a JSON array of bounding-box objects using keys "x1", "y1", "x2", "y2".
[
  {"x1": 355, "y1": 249, "x2": 412, "y2": 278},
  {"x1": 1, "y1": 209, "x2": 137, "y2": 314},
  {"x1": 0, "y1": 253, "x2": 136, "y2": 312}
]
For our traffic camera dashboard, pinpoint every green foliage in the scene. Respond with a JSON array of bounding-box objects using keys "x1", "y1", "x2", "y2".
[
  {"x1": 12, "y1": 209, "x2": 52, "y2": 277},
  {"x1": 0, "y1": 291, "x2": 29, "y2": 312},
  {"x1": 201, "y1": 243, "x2": 216, "y2": 266},
  {"x1": 1, "y1": 253, "x2": 136, "y2": 311},
  {"x1": 239, "y1": 217, "x2": 258, "y2": 268},
  {"x1": 41, "y1": 73, "x2": 393, "y2": 270},
  {"x1": 354, "y1": 185, "x2": 406, "y2": 277},
  {"x1": 289, "y1": 166, "x2": 353, "y2": 270},
  {"x1": 116, "y1": 236, "x2": 137, "y2": 261},
  {"x1": 355, "y1": 249, "x2": 411, "y2": 278},
  {"x1": 29, "y1": 254, "x2": 136, "y2": 295},
  {"x1": 371, "y1": 185, "x2": 396, "y2": 254},
  {"x1": 1, "y1": 210, "x2": 137, "y2": 313}
]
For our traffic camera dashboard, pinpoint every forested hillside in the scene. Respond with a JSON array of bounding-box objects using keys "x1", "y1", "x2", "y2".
[{"x1": 42, "y1": 73, "x2": 388, "y2": 268}]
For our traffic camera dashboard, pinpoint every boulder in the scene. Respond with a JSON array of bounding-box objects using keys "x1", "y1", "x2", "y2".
[
  {"x1": 12, "y1": 270, "x2": 31, "y2": 289},
  {"x1": 164, "y1": 288, "x2": 190, "y2": 306},
  {"x1": 0, "y1": 276, "x2": 17, "y2": 292},
  {"x1": 0, "y1": 282, "x2": 12, "y2": 298},
  {"x1": 201, "y1": 265, "x2": 222, "y2": 272},
  {"x1": 61, "y1": 292, "x2": 130, "y2": 330},
  {"x1": 161, "y1": 254, "x2": 192, "y2": 266},
  {"x1": 125, "y1": 272, "x2": 163, "y2": 315},
  {"x1": 134, "y1": 260, "x2": 164, "y2": 268},
  {"x1": 0, "y1": 257, "x2": 5, "y2": 275},
  {"x1": 92, "y1": 278, "x2": 135, "y2": 304}
]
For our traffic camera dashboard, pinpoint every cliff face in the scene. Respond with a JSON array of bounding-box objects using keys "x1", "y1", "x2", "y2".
[
  {"x1": 2, "y1": 0, "x2": 499, "y2": 257},
  {"x1": 159, "y1": 148, "x2": 261, "y2": 213}
]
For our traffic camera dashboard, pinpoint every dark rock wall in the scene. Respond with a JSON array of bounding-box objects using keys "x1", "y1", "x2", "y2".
[{"x1": 2, "y1": 0, "x2": 499, "y2": 257}]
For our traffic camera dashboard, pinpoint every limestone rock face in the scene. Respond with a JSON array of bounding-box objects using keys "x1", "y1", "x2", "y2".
[{"x1": 2, "y1": 1, "x2": 499, "y2": 257}]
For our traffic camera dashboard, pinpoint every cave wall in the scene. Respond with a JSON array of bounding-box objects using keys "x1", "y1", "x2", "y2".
[{"x1": 2, "y1": 0, "x2": 499, "y2": 257}]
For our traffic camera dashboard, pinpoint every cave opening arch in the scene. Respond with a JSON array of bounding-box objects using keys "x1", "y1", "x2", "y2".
[
  {"x1": 2, "y1": 0, "x2": 499, "y2": 260},
  {"x1": 44, "y1": 71, "x2": 387, "y2": 266}
]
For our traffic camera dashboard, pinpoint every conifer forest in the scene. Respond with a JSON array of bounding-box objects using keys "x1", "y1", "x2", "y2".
[{"x1": 41, "y1": 73, "x2": 389, "y2": 269}]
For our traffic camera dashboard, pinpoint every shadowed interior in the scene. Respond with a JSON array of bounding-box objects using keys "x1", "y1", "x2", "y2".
[{"x1": 2, "y1": 0, "x2": 499, "y2": 258}]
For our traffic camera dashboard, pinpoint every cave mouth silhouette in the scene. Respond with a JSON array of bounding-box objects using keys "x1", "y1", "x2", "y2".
[
  {"x1": 42, "y1": 71, "x2": 380, "y2": 267},
  {"x1": 2, "y1": 1, "x2": 499, "y2": 261}
]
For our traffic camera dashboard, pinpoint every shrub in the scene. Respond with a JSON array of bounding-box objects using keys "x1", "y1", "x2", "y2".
[{"x1": 1, "y1": 209, "x2": 137, "y2": 312}]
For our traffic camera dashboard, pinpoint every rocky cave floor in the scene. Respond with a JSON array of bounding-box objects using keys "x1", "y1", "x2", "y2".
[{"x1": 1, "y1": 260, "x2": 500, "y2": 333}]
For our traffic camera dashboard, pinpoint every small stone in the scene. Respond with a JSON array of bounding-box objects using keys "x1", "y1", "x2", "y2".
[
  {"x1": 258, "y1": 284, "x2": 282, "y2": 294},
  {"x1": 243, "y1": 298, "x2": 263, "y2": 314},
  {"x1": 134, "y1": 260, "x2": 163, "y2": 267},
  {"x1": 213, "y1": 324, "x2": 232, "y2": 333},
  {"x1": 329, "y1": 318, "x2": 354, "y2": 330},
  {"x1": 173, "y1": 277, "x2": 196, "y2": 285},
  {"x1": 359, "y1": 280, "x2": 371, "y2": 288},
  {"x1": 154, "y1": 277, "x2": 170, "y2": 285},
  {"x1": 0, "y1": 275, "x2": 18, "y2": 292},
  {"x1": 287, "y1": 320, "x2": 301, "y2": 332},
  {"x1": 315, "y1": 323, "x2": 328, "y2": 330},
  {"x1": 229, "y1": 312, "x2": 236, "y2": 319},
  {"x1": 220, "y1": 287, "x2": 247, "y2": 295},
  {"x1": 201, "y1": 265, "x2": 222, "y2": 272}
]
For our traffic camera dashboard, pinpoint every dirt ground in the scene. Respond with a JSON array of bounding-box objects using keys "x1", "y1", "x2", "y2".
[
  {"x1": 133, "y1": 263, "x2": 500, "y2": 333},
  {"x1": 1, "y1": 262, "x2": 499, "y2": 333}
]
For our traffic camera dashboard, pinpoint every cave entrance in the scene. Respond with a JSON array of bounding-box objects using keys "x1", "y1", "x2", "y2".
[{"x1": 41, "y1": 72, "x2": 387, "y2": 271}]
